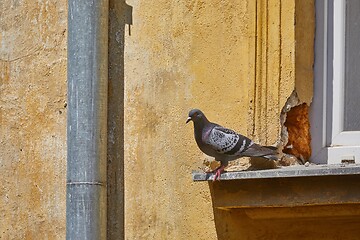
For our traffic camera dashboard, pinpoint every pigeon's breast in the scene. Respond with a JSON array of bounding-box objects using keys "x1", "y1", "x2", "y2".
[{"x1": 201, "y1": 127, "x2": 213, "y2": 143}]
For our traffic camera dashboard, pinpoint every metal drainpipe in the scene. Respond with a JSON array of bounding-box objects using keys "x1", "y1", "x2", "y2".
[{"x1": 66, "y1": 1, "x2": 108, "y2": 239}]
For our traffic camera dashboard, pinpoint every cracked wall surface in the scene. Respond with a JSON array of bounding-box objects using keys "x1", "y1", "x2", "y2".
[
  {"x1": 0, "y1": 1, "x2": 67, "y2": 238},
  {"x1": 278, "y1": 0, "x2": 314, "y2": 165},
  {"x1": 123, "y1": 0, "x2": 313, "y2": 239},
  {"x1": 0, "y1": 0, "x2": 314, "y2": 239}
]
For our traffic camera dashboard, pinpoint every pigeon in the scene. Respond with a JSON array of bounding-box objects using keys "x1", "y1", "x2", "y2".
[{"x1": 186, "y1": 109, "x2": 279, "y2": 180}]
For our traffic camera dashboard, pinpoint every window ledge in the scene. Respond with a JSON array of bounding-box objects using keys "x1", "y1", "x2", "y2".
[
  {"x1": 196, "y1": 163, "x2": 360, "y2": 209},
  {"x1": 192, "y1": 163, "x2": 360, "y2": 181}
]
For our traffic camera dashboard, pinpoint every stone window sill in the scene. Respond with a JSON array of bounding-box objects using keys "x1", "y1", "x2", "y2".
[
  {"x1": 192, "y1": 163, "x2": 360, "y2": 210},
  {"x1": 192, "y1": 163, "x2": 360, "y2": 181}
]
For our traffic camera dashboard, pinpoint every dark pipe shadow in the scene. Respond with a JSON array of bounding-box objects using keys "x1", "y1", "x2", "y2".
[{"x1": 107, "y1": 1, "x2": 132, "y2": 239}]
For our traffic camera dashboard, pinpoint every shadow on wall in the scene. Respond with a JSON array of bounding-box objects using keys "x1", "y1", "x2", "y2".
[{"x1": 107, "y1": 1, "x2": 132, "y2": 239}]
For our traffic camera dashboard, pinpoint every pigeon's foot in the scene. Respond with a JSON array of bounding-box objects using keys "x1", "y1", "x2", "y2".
[{"x1": 213, "y1": 165, "x2": 226, "y2": 181}]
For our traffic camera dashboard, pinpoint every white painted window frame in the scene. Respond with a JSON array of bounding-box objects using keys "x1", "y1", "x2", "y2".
[{"x1": 311, "y1": 0, "x2": 360, "y2": 164}]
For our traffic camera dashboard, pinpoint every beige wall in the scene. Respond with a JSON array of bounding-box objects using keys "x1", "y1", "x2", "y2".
[
  {"x1": 123, "y1": 0, "x2": 311, "y2": 239},
  {"x1": 0, "y1": 0, "x2": 67, "y2": 239},
  {"x1": 0, "y1": 0, "x2": 314, "y2": 239}
]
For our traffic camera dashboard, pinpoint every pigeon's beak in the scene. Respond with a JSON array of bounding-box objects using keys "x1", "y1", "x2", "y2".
[{"x1": 186, "y1": 117, "x2": 192, "y2": 124}]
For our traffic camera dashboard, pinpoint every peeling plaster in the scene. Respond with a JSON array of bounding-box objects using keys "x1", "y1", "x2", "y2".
[{"x1": 279, "y1": 91, "x2": 312, "y2": 165}]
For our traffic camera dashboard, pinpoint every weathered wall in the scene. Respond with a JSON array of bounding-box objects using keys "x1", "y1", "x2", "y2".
[
  {"x1": 0, "y1": 1, "x2": 67, "y2": 239},
  {"x1": 123, "y1": 0, "x2": 304, "y2": 239},
  {"x1": 0, "y1": 0, "x2": 314, "y2": 239}
]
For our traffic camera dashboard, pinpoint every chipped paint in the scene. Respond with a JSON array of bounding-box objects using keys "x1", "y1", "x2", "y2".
[
  {"x1": 0, "y1": 0, "x2": 67, "y2": 239},
  {"x1": 0, "y1": 0, "x2": 315, "y2": 239},
  {"x1": 123, "y1": 0, "x2": 313, "y2": 239}
]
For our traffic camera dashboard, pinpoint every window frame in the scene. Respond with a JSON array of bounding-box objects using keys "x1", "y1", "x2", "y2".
[{"x1": 311, "y1": 0, "x2": 360, "y2": 164}]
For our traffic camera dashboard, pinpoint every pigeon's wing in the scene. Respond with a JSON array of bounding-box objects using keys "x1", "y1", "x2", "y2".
[{"x1": 205, "y1": 126, "x2": 253, "y2": 155}]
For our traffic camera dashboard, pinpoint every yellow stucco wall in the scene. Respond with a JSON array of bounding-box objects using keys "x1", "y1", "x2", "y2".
[
  {"x1": 0, "y1": 0, "x2": 314, "y2": 239},
  {"x1": 123, "y1": 0, "x2": 310, "y2": 239},
  {"x1": 0, "y1": 1, "x2": 67, "y2": 239}
]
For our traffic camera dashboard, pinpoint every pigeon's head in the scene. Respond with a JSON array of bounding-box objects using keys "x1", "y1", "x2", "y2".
[{"x1": 186, "y1": 109, "x2": 205, "y2": 124}]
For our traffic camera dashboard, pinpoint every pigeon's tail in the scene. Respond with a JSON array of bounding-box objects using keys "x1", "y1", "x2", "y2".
[
  {"x1": 242, "y1": 144, "x2": 280, "y2": 160},
  {"x1": 261, "y1": 146, "x2": 280, "y2": 160}
]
